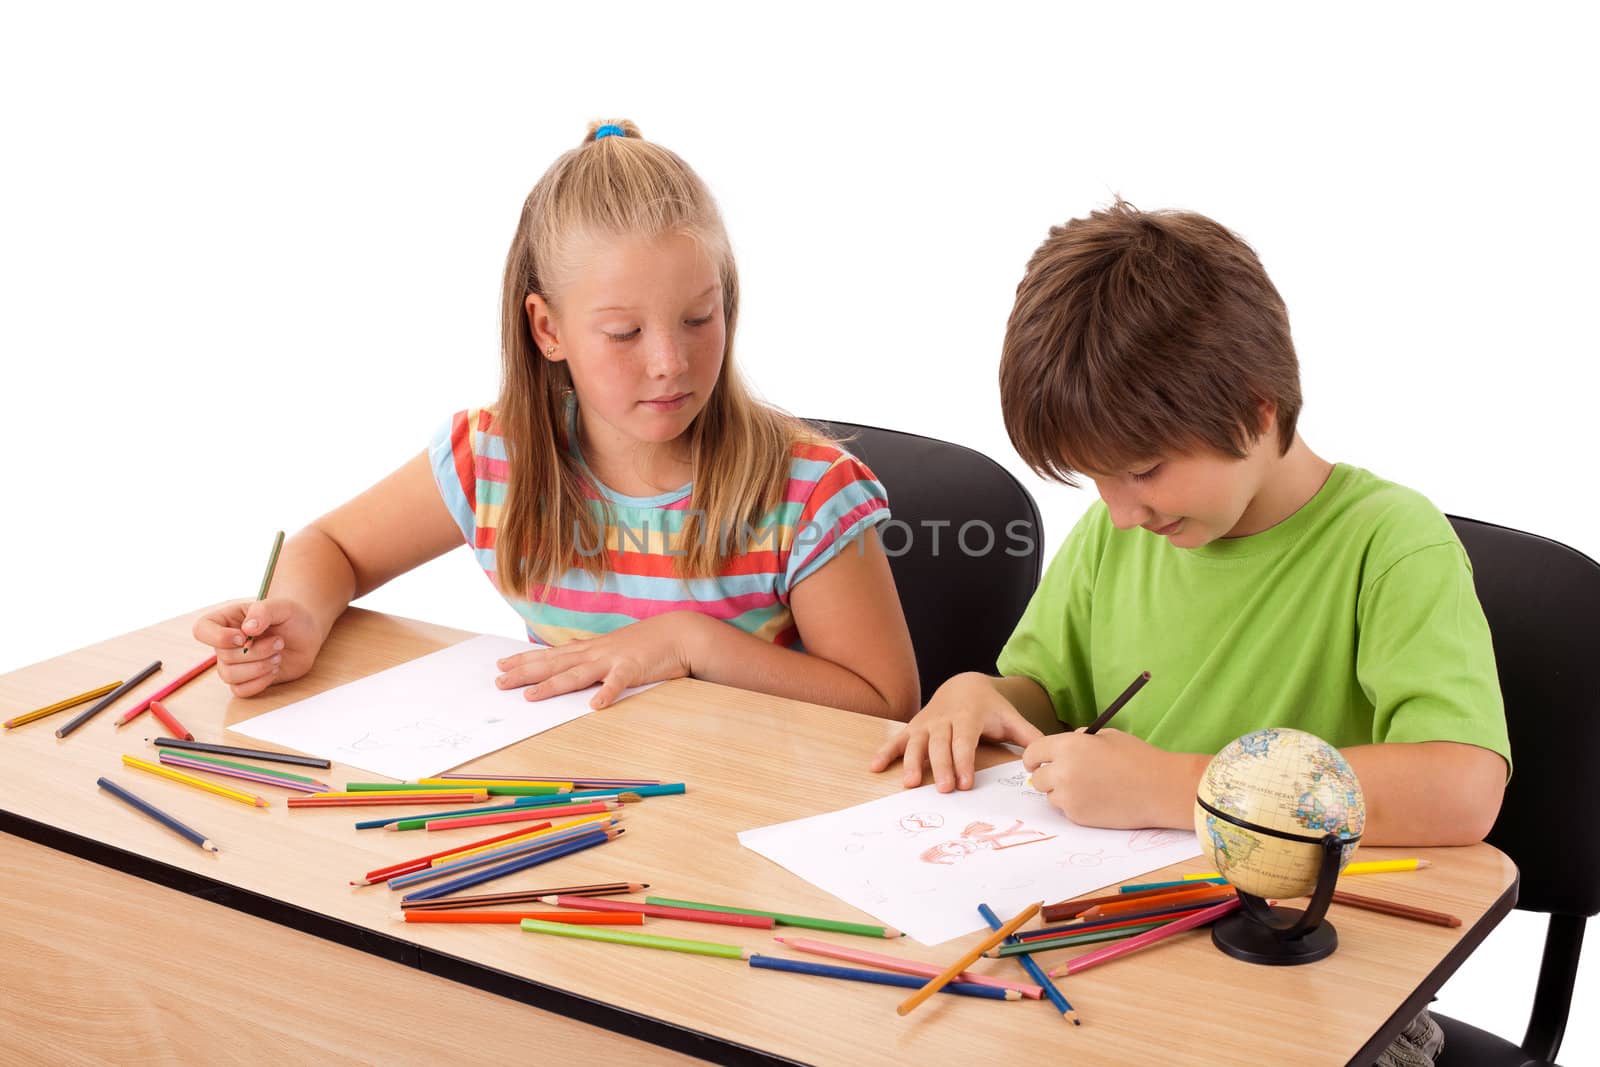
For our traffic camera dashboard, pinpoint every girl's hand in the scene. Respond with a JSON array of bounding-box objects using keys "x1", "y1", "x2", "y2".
[
  {"x1": 1023, "y1": 728, "x2": 1197, "y2": 829},
  {"x1": 869, "y1": 672, "x2": 1045, "y2": 792},
  {"x1": 192, "y1": 598, "x2": 325, "y2": 697},
  {"x1": 495, "y1": 613, "x2": 705, "y2": 709}
]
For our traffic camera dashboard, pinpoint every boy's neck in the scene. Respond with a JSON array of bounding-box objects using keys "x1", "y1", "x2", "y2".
[{"x1": 1227, "y1": 434, "x2": 1335, "y2": 538}]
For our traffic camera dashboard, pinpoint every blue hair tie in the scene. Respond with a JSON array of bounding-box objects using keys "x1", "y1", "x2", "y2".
[{"x1": 595, "y1": 124, "x2": 626, "y2": 140}]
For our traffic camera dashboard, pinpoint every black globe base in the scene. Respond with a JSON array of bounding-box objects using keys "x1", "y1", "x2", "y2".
[{"x1": 1212, "y1": 907, "x2": 1338, "y2": 965}]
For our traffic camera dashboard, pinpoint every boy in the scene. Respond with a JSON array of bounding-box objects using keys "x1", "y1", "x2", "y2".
[{"x1": 869, "y1": 201, "x2": 1509, "y2": 1064}]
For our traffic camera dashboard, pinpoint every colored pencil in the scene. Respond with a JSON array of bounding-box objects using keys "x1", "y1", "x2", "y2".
[
  {"x1": 356, "y1": 826, "x2": 559, "y2": 885},
  {"x1": 399, "y1": 883, "x2": 649, "y2": 910},
  {"x1": 146, "y1": 700, "x2": 195, "y2": 741},
  {"x1": 1046, "y1": 880, "x2": 1227, "y2": 920},
  {"x1": 980, "y1": 902, "x2": 1077, "y2": 1025},
  {"x1": 56, "y1": 660, "x2": 162, "y2": 738},
  {"x1": 122, "y1": 754, "x2": 269, "y2": 807},
  {"x1": 157, "y1": 752, "x2": 327, "y2": 793},
  {"x1": 1116, "y1": 876, "x2": 1230, "y2": 894},
  {"x1": 897, "y1": 901, "x2": 1039, "y2": 1015},
  {"x1": 97, "y1": 776, "x2": 218, "y2": 852},
  {"x1": 305, "y1": 789, "x2": 489, "y2": 800},
  {"x1": 416, "y1": 778, "x2": 573, "y2": 791},
  {"x1": 429, "y1": 815, "x2": 614, "y2": 865},
  {"x1": 343, "y1": 782, "x2": 522, "y2": 792},
  {"x1": 146, "y1": 736, "x2": 331, "y2": 769},
  {"x1": 749, "y1": 954, "x2": 1020, "y2": 1001},
  {"x1": 541, "y1": 895, "x2": 774, "y2": 929},
  {"x1": 402, "y1": 829, "x2": 621, "y2": 903},
  {"x1": 1331, "y1": 890, "x2": 1460, "y2": 927},
  {"x1": 400, "y1": 909, "x2": 645, "y2": 925},
  {"x1": 114, "y1": 656, "x2": 218, "y2": 726},
  {"x1": 240, "y1": 530, "x2": 284, "y2": 654},
  {"x1": 519, "y1": 918, "x2": 748, "y2": 959},
  {"x1": 645, "y1": 897, "x2": 900, "y2": 939},
  {"x1": 156, "y1": 749, "x2": 324, "y2": 786},
  {"x1": 1078, "y1": 885, "x2": 1236, "y2": 920},
  {"x1": 423, "y1": 801, "x2": 616, "y2": 831},
  {"x1": 4, "y1": 681, "x2": 122, "y2": 729},
  {"x1": 1084, "y1": 670, "x2": 1151, "y2": 734},
  {"x1": 1182, "y1": 859, "x2": 1428, "y2": 880},
  {"x1": 439, "y1": 772, "x2": 661, "y2": 787},
  {"x1": 288, "y1": 793, "x2": 488, "y2": 808},
  {"x1": 1016, "y1": 900, "x2": 1225, "y2": 942},
  {"x1": 774, "y1": 936, "x2": 1042, "y2": 998},
  {"x1": 370, "y1": 797, "x2": 561, "y2": 831},
  {"x1": 563, "y1": 784, "x2": 683, "y2": 800},
  {"x1": 391, "y1": 821, "x2": 619, "y2": 889},
  {"x1": 1049, "y1": 897, "x2": 1244, "y2": 977},
  {"x1": 998, "y1": 920, "x2": 1176, "y2": 956}
]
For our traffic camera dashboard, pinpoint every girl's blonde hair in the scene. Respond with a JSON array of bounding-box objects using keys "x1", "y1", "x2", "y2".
[{"x1": 495, "y1": 119, "x2": 815, "y2": 596}]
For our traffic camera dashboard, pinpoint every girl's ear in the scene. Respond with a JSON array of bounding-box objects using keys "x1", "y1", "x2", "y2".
[{"x1": 525, "y1": 293, "x2": 564, "y2": 361}]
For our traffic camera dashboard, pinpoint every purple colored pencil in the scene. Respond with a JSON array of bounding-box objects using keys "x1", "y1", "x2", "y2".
[{"x1": 157, "y1": 753, "x2": 327, "y2": 793}]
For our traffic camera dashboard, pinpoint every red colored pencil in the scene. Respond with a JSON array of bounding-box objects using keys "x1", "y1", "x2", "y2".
[
  {"x1": 541, "y1": 894, "x2": 775, "y2": 929},
  {"x1": 353, "y1": 823, "x2": 557, "y2": 885},
  {"x1": 147, "y1": 700, "x2": 195, "y2": 742},
  {"x1": 424, "y1": 801, "x2": 615, "y2": 831},
  {"x1": 114, "y1": 655, "x2": 217, "y2": 726},
  {"x1": 399, "y1": 909, "x2": 645, "y2": 925}
]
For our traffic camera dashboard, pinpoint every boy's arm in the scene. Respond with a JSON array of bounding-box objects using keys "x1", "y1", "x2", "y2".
[{"x1": 994, "y1": 674, "x2": 1062, "y2": 735}]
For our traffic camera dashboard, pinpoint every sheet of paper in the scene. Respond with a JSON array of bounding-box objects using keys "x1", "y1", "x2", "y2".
[
  {"x1": 738, "y1": 761, "x2": 1202, "y2": 945},
  {"x1": 231, "y1": 634, "x2": 653, "y2": 781}
]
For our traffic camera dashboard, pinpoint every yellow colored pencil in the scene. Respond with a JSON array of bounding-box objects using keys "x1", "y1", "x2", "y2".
[
  {"x1": 417, "y1": 778, "x2": 573, "y2": 790},
  {"x1": 1184, "y1": 858, "x2": 1429, "y2": 880},
  {"x1": 429, "y1": 814, "x2": 618, "y2": 866},
  {"x1": 306, "y1": 790, "x2": 489, "y2": 800},
  {"x1": 896, "y1": 900, "x2": 1041, "y2": 1016},
  {"x1": 3, "y1": 681, "x2": 123, "y2": 729},
  {"x1": 122, "y1": 755, "x2": 269, "y2": 808}
]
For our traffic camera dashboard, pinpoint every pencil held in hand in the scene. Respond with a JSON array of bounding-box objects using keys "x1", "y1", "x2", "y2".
[{"x1": 241, "y1": 530, "x2": 285, "y2": 654}]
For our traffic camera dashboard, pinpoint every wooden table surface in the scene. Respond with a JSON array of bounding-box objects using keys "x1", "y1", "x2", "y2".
[{"x1": 0, "y1": 608, "x2": 1518, "y2": 1066}]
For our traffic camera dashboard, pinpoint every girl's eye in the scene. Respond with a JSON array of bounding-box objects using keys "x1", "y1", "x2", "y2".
[
  {"x1": 605, "y1": 328, "x2": 640, "y2": 343},
  {"x1": 685, "y1": 315, "x2": 713, "y2": 328},
  {"x1": 1131, "y1": 464, "x2": 1162, "y2": 482}
]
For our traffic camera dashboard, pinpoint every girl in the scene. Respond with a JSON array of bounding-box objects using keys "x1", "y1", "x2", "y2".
[{"x1": 193, "y1": 120, "x2": 919, "y2": 720}]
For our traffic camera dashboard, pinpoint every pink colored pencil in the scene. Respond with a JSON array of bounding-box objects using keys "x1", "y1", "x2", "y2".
[
  {"x1": 114, "y1": 655, "x2": 218, "y2": 726},
  {"x1": 542, "y1": 894, "x2": 775, "y2": 929},
  {"x1": 773, "y1": 936, "x2": 1042, "y2": 998},
  {"x1": 399, "y1": 909, "x2": 646, "y2": 925},
  {"x1": 1050, "y1": 896, "x2": 1243, "y2": 977},
  {"x1": 439, "y1": 772, "x2": 661, "y2": 787},
  {"x1": 147, "y1": 700, "x2": 195, "y2": 742},
  {"x1": 158, "y1": 753, "x2": 326, "y2": 793},
  {"x1": 287, "y1": 793, "x2": 486, "y2": 808},
  {"x1": 423, "y1": 801, "x2": 615, "y2": 831}
]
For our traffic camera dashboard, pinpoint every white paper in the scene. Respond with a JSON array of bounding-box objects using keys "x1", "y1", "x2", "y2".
[
  {"x1": 231, "y1": 634, "x2": 654, "y2": 781},
  {"x1": 738, "y1": 761, "x2": 1202, "y2": 945}
]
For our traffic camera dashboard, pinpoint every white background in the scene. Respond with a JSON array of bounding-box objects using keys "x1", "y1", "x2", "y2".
[{"x1": 2, "y1": 3, "x2": 1594, "y2": 1059}]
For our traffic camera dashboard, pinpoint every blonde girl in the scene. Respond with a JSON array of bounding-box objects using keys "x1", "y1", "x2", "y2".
[{"x1": 194, "y1": 120, "x2": 919, "y2": 720}]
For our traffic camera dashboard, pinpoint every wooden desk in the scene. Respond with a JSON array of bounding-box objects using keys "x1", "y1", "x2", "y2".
[{"x1": 0, "y1": 609, "x2": 1518, "y2": 1066}]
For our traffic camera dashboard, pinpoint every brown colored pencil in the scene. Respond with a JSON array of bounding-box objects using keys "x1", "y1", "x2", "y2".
[
  {"x1": 1084, "y1": 671, "x2": 1152, "y2": 734},
  {"x1": 400, "y1": 883, "x2": 649, "y2": 910},
  {"x1": 1331, "y1": 890, "x2": 1460, "y2": 928}
]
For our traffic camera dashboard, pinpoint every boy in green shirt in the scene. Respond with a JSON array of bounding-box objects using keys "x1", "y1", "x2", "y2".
[{"x1": 870, "y1": 200, "x2": 1509, "y2": 849}]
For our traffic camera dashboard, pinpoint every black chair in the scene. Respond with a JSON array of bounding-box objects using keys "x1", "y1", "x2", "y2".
[
  {"x1": 808, "y1": 420, "x2": 1044, "y2": 705},
  {"x1": 1433, "y1": 516, "x2": 1600, "y2": 1067}
]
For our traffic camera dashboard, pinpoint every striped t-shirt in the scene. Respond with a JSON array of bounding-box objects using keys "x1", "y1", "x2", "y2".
[{"x1": 428, "y1": 406, "x2": 891, "y2": 649}]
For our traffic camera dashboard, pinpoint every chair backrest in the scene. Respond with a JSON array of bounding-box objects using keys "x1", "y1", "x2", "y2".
[
  {"x1": 810, "y1": 420, "x2": 1044, "y2": 705},
  {"x1": 1447, "y1": 515, "x2": 1600, "y2": 919}
]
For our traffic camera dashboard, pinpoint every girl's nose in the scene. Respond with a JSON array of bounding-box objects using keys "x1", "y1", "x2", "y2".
[{"x1": 646, "y1": 337, "x2": 689, "y2": 378}]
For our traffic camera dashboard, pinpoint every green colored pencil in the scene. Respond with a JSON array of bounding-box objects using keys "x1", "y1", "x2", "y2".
[
  {"x1": 644, "y1": 897, "x2": 900, "y2": 939},
  {"x1": 160, "y1": 749, "x2": 322, "y2": 785},
  {"x1": 991, "y1": 920, "x2": 1167, "y2": 957},
  {"x1": 241, "y1": 530, "x2": 285, "y2": 655},
  {"x1": 519, "y1": 918, "x2": 751, "y2": 959}
]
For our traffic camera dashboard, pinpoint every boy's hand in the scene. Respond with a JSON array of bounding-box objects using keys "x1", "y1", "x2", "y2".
[
  {"x1": 193, "y1": 598, "x2": 324, "y2": 698},
  {"x1": 495, "y1": 612, "x2": 701, "y2": 710},
  {"x1": 1024, "y1": 728, "x2": 1201, "y2": 828},
  {"x1": 869, "y1": 672, "x2": 1045, "y2": 792}
]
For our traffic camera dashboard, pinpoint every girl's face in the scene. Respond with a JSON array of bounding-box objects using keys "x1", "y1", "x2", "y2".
[{"x1": 528, "y1": 231, "x2": 725, "y2": 455}]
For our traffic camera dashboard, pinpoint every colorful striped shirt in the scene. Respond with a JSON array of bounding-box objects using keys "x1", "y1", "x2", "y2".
[{"x1": 428, "y1": 406, "x2": 891, "y2": 649}]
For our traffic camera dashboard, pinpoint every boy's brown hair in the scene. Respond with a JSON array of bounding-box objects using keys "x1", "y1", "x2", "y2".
[{"x1": 998, "y1": 199, "x2": 1301, "y2": 485}]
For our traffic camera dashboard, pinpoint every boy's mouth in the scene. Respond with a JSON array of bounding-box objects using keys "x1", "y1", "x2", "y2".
[{"x1": 1147, "y1": 519, "x2": 1183, "y2": 537}]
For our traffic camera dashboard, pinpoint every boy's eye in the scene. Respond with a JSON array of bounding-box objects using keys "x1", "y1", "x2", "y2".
[
  {"x1": 1130, "y1": 464, "x2": 1162, "y2": 482},
  {"x1": 605, "y1": 328, "x2": 641, "y2": 343}
]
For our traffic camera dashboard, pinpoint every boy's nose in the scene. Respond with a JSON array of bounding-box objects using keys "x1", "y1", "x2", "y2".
[{"x1": 1096, "y1": 482, "x2": 1151, "y2": 530}]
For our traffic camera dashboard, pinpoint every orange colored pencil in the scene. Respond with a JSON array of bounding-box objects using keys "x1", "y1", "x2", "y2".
[
  {"x1": 147, "y1": 700, "x2": 194, "y2": 742},
  {"x1": 1043, "y1": 883, "x2": 1211, "y2": 922},
  {"x1": 897, "y1": 900, "x2": 1040, "y2": 1016},
  {"x1": 399, "y1": 909, "x2": 645, "y2": 925},
  {"x1": 1078, "y1": 885, "x2": 1235, "y2": 920},
  {"x1": 114, "y1": 655, "x2": 217, "y2": 726}
]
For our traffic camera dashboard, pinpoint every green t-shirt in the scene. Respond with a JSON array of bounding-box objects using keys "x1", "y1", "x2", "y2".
[{"x1": 996, "y1": 463, "x2": 1511, "y2": 769}]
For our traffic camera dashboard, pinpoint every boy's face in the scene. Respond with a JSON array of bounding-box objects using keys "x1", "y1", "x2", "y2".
[{"x1": 1087, "y1": 434, "x2": 1277, "y2": 548}]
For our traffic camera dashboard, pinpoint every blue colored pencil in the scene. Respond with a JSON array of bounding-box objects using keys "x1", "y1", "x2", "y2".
[
  {"x1": 400, "y1": 828, "x2": 620, "y2": 903},
  {"x1": 562, "y1": 783, "x2": 685, "y2": 800},
  {"x1": 1119, "y1": 876, "x2": 1229, "y2": 893},
  {"x1": 385, "y1": 819, "x2": 619, "y2": 891},
  {"x1": 980, "y1": 902, "x2": 1078, "y2": 1025},
  {"x1": 56, "y1": 660, "x2": 162, "y2": 738},
  {"x1": 356, "y1": 796, "x2": 546, "y2": 830},
  {"x1": 747, "y1": 954, "x2": 1019, "y2": 1000},
  {"x1": 97, "y1": 776, "x2": 218, "y2": 852}
]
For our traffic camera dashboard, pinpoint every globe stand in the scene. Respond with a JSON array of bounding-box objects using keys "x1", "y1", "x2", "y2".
[{"x1": 1212, "y1": 833, "x2": 1344, "y2": 966}]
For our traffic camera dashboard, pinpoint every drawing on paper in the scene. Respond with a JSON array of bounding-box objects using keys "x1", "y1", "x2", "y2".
[{"x1": 918, "y1": 818, "x2": 1056, "y2": 865}]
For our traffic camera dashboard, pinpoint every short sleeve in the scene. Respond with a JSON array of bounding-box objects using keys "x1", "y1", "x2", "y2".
[
  {"x1": 996, "y1": 506, "x2": 1106, "y2": 728},
  {"x1": 428, "y1": 408, "x2": 483, "y2": 548},
  {"x1": 1356, "y1": 541, "x2": 1512, "y2": 772},
  {"x1": 779, "y1": 450, "x2": 891, "y2": 599}
]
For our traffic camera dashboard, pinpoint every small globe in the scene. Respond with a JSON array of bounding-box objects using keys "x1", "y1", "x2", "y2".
[{"x1": 1193, "y1": 728, "x2": 1365, "y2": 899}]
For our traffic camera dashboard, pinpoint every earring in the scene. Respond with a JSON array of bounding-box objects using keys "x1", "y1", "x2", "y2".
[{"x1": 544, "y1": 346, "x2": 557, "y2": 360}]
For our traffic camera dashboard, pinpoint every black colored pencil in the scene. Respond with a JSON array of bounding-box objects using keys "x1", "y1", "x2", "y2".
[
  {"x1": 1084, "y1": 670, "x2": 1152, "y2": 734},
  {"x1": 97, "y1": 776, "x2": 218, "y2": 852},
  {"x1": 55, "y1": 660, "x2": 162, "y2": 739},
  {"x1": 241, "y1": 529, "x2": 285, "y2": 654},
  {"x1": 146, "y1": 736, "x2": 331, "y2": 769}
]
